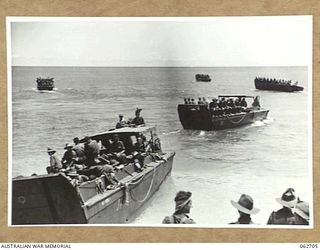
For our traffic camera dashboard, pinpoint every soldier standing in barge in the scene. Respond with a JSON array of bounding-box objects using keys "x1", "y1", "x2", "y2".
[
  {"x1": 61, "y1": 143, "x2": 77, "y2": 169},
  {"x1": 84, "y1": 136, "x2": 100, "y2": 166},
  {"x1": 73, "y1": 137, "x2": 86, "y2": 164},
  {"x1": 116, "y1": 114, "x2": 127, "y2": 129},
  {"x1": 131, "y1": 108, "x2": 145, "y2": 126}
]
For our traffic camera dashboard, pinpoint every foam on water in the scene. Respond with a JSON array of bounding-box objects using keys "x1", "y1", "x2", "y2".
[
  {"x1": 251, "y1": 120, "x2": 265, "y2": 127},
  {"x1": 31, "y1": 87, "x2": 58, "y2": 94},
  {"x1": 199, "y1": 131, "x2": 206, "y2": 136},
  {"x1": 264, "y1": 116, "x2": 274, "y2": 124},
  {"x1": 161, "y1": 129, "x2": 181, "y2": 135},
  {"x1": 250, "y1": 116, "x2": 274, "y2": 127}
]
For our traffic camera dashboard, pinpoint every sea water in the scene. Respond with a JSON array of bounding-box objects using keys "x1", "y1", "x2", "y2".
[{"x1": 11, "y1": 66, "x2": 310, "y2": 225}]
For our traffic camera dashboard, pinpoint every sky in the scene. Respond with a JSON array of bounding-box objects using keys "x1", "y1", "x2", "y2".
[{"x1": 8, "y1": 16, "x2": 312, "y2": 67}]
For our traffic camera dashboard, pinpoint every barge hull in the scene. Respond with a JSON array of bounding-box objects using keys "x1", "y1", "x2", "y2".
[
  {"x1": 37, "y1": 87, "x2": 54, "y2": 91},
  {"x1": 255, "y1": 81, "x2": 304, "y2": 92},
  {"x1": 12, "y1": 174, "x2": 87, "y2": 225},
  {"x1": 12, "y1": 153, "x2": 174, "y2": 225},
  {"x1": 85, "y1": 153, "x2": 174, "y2": 224}
]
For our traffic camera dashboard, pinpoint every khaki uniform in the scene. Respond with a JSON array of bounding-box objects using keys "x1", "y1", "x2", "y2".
[
  {"x1": 230, "y1": 216, "x2": 254, "y2": 224},
  {"x1": 162, "y1": 213, "x2": 195, "y2": 224},
  {"x1": 267, "y1": 207, "x2": 296, "y2": 225},
  {"x1": 47, "y1": 153, "x2": 62, "y2": 174}
]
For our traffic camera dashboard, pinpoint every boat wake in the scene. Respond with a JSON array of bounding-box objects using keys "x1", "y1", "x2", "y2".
[
  {"x1": 32, "y1": 88, "x2": 57, "y2": 93},
  {"x1": 183, "y1": 130, "x2": 208, "y2": 137},
  {"x1": 264, "y1": 117, "x2": 274, "y2": 124},
  {"x1": 197, "y1": 156, "x2": 224, "y2": 162},
  {"x1": 199, "y1": 131, "x2": 206, "y2": 136},
  {"x1": 161, "y1": 129, "x2": 181, "y2": 135},
  {"x1": 251, "y1": 117, "x2": 274, "y2": 127},
  {"x1": 251, "y1": 121, "x2": 265, "y2": 127}
]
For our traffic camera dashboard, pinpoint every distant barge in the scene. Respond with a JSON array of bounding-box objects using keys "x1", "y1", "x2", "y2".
[
  {"x1": 254, "y1": 77, "x2": 303, "y2": 92},
  {"x1": 36, "y1": 77, "x2": 55, "y2": 91},
  {"x1": 178, "y1": 95, "x2": 269, "y2": 131},
  {"x1": 195, "y1": 74, "x2": 212, "y2": 82}
]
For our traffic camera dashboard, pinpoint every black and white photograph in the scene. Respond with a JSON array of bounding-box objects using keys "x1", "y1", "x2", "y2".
[{"x1": 7, "y1": 16, "x2": 312, "y2": 227}]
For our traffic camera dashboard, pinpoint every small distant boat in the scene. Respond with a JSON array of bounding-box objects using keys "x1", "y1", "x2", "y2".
[
  {"x1": 178, "y1": 95, "x2": 269, "y2": 131},
  {"x1": 36, "y1": 77, "x2": 55, "y2": 91},
  {"x1": 255, "y1": 77, "x2": 303, "y2": 92},
  {"x1": 195, "y1": 74, "x2": 211, "y2": 82}
]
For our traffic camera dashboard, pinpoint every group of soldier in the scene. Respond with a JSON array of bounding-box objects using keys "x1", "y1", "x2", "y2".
[
  {"x1": 163, "y1": 188, "x2": 309, "y2": 225},
  {"x1": 183, "y1": 96, "x2": 261, "y2": 116},
  {"x1": 46, "y1": 108, "x2": 161, "y2": 189},
  {"x1": 255, "y1": 77, "x2": 298, "y2": 86},
  {"x1": 36, "y1": 77, "x2": 55, "y2": 86}
]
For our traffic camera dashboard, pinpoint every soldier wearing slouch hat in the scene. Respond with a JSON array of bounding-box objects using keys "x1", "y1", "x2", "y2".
[
  {"x1": 267, "y1": 188, "x2": 297, "y2": 225},
  {"x1": 230, "y1": 194, "x2": 260, "y2": 224}
]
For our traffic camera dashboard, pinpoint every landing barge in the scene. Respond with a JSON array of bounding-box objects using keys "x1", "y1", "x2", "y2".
[
  {"x1": 255, "y1": 77, "x2": 303, "y2": 92},
  {"x1": 36, "y1": 77, "x2": 55, "y2": 91},
  {"x1": 195, "y1": 74, "x2": 212, "y2": 82},
  {"x1": 12, "y1": 126, "x2": 175, "y2": 224},
  {"x1": 178, "y1": 95, "x2": 269, "y2": 131}
]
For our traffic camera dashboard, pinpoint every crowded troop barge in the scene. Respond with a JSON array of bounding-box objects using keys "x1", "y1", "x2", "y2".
[
  {"x1": 254, "y1": 77, "x2": 304, "y2": 92},
  {"x1": 195, "y1": 74, "x2": 211, "y2": 82},
  {"x1": 12, "y1": 126, "x2": 175, "y2": 224},
  {"x1": 178, "y1": 95, "x2": 269, "y2": 131},
  {"x1": 36, "y1": 77, "x2": 55, "y2": 91}
]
